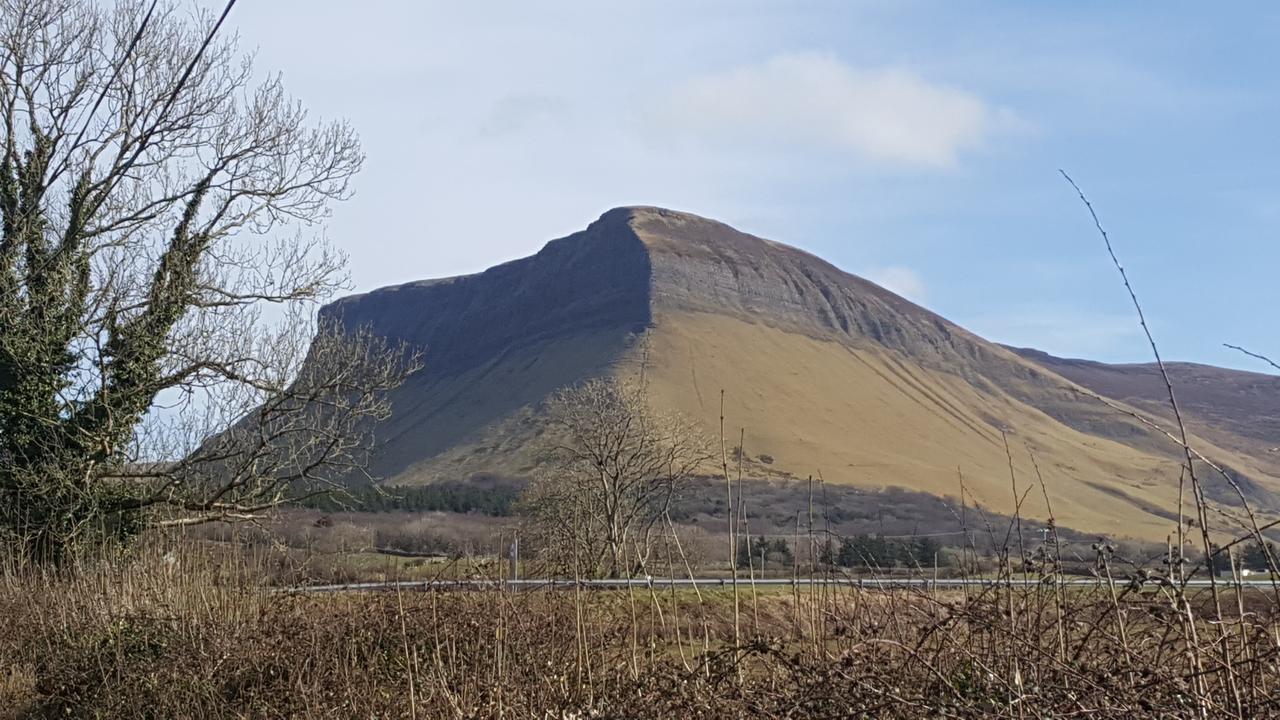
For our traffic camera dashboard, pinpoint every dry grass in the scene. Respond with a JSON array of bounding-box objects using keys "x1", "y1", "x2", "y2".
[
  {"x1": 646, "y1": 309, "x2": 1272, "y2": 542},
  {"x1": 0, "y1": 664, "x2": 36, "y2": 719},
  {"x1": 2, "y1": 538, "x2": 1279, "y2": 719}
]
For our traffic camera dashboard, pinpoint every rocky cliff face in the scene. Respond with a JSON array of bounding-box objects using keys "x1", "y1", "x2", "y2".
[
  {"x1": 629, "y1": 207, "x2": 1034, "y2": 381},
  {"x1": 321, "y1": 210, "x2": 653, "y2": 378},
  {"x1": 635, "y1": 206, "x2": 940, "y2": 340},
  {"x1": 323, "y1": 206, "x2": 1047, "y2": 388}
]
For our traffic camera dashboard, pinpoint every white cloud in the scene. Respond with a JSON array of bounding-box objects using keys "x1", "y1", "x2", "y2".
[
  {"x1": 866, "y1": 266, "x2": 927, "y2": 303},
  {"x1": 660, "y1": 52, "x2": 1001, "y2": 168}
]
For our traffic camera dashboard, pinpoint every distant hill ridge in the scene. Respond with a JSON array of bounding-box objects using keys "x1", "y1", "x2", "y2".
[
  {"x1": 1006, "y1": 345, "x2": 1280, "y2": 476},
  {"x1": 320, "y1": 207, "x2": 1280, "y2": 540}
]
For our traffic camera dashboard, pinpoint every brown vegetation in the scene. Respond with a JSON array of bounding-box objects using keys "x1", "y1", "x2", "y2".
[{"x1": 2, "y1": 539, "x2": 1279, "y2": 718}]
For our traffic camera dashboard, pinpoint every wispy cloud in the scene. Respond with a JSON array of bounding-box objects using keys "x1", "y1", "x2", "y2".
[
  {"x1": 866, "y1": 265, "x2": 927, "y2": 303},
  {"x1": 658, "y1": 52, "x2": 1006, "y2": 168}
]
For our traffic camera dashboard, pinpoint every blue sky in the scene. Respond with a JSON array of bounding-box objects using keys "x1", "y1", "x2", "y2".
[{"x1": 225, "y1": 1, "x2": 1279, "y2": 370}]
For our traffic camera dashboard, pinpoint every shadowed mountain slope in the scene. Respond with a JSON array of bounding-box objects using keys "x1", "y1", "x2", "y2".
[{"x1": 320, "y1": 207, "x2": 1280, "y2": 540}]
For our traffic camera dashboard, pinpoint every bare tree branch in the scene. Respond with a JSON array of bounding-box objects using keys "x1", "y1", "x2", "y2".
[
  {"x1": 0, "y1": 0, "x2": 413, "y2": 561},
  {"x1": 1224, "y1": 344, "x2": 1280, "y2": 374},
  {"x1": 521, "y1": 374, "x2": 714, "y2": 579}
]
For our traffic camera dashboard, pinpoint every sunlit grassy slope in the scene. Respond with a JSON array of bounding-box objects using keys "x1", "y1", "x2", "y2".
[{"x1": 647, "y1": 310, "x2": 1184, "y2": 539}]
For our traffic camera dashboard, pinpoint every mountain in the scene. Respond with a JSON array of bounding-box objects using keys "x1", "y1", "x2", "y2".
[
  {"x1": 1007, "y1": 347, "x2": 1280, "y2": 479},
  {"x1": 320, "y1": 207, "x2": 1280, "y2": 540}
]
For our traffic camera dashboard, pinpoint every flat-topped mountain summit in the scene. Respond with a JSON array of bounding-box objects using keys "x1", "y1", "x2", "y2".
[{"x1": 321, "y1": 207, "x2": 1280, "y2": 539}]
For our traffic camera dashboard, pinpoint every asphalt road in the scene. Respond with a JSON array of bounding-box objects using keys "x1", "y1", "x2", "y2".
[{"x1": 285, "y1": 576, "x2": 1273, "y2": 593}]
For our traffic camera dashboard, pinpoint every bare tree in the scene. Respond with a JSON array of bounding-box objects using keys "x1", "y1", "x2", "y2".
[
  {"x1": 522, "y1": 375, "x2": 713, "y2": 579},
  {"x1": 0, "y1": 0, "x2": 417, "y2": 561}
]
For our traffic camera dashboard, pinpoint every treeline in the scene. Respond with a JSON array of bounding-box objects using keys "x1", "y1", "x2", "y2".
[
  {"x1": 820, "y1": 534, "x2": 950, "y2": 569},
  {"x1": 733, "y1": 534, "x2": 952, "y2": 571},
  {"x1": 736, "y1": 536, "x2": 796, "y2": 570},
  {"x1": 1241, "y1": 542, "x2": 1278, "y2": 570},
  {"x1": 1208, "y1": 541, "x2": 1279, "y2": 575},
  {"x1": 294, "y1": 482, "x2": 518, "y2": 516}
]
